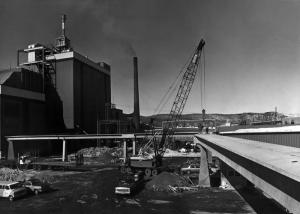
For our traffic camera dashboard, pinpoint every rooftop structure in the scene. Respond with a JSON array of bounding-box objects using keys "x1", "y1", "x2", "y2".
[{"x1": 56, "y1": 14, "x2": 71, "y2": 52}]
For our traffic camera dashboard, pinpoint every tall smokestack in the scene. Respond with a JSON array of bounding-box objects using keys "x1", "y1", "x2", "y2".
[{"x1": 133, "y1": 57, "x2": 140, "y2": 131}]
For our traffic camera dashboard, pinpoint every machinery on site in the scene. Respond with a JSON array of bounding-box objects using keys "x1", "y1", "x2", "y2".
[{"x1": 121, "y1": 39, "x2": 206, "y2": 178}]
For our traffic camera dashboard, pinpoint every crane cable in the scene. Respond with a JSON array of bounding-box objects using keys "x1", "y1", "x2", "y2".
[
  {"x1": 153, "y1": 70, "x2": 182, "y2": 115},
  {"x1": 200, "y1": 46, "x2": 206, "y2": 110},
  {"x1": 200, "y1": 51, "x2": 203, "y2": 110},
  {"x1": 156, "y1": 84, "x2": 178, "y2": 115},
  {"x1": 203, "y1": 46, "x2": 206, "y2": 109},
  {"x1": 154, "y1": 57, "x2": 191, "y2": 115},
  {"x1": 153, "y1": 48, "x2": 196, "y2": 115}
]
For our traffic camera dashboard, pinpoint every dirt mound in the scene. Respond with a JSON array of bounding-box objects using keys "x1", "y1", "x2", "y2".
[{"x1": 145, "y1": 172, "x2": 191, "y2": 192}]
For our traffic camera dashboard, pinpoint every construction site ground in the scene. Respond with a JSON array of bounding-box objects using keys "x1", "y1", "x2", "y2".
[{"x1": 0, "y1": 160, "x2": 287, "y2": 214}]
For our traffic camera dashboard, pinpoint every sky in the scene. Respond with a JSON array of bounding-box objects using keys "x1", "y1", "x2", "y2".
[{"x1": 1, "y1": 0, "x2": 300, "y2": 116}]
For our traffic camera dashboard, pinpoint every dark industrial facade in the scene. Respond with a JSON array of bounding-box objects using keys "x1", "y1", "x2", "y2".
[
  {"x1": 47, "y1": 51, "x2": 111, "y2": 133},
  {"x1": 0, "y1": 52, "x2": 112, "y2": 157},
  {"x1": 0, "y1": 68, "x2": 47, "y2": 157},
  {"x1": 1, "y1": 49, "x2": 113, "y2": 157},
  {"x1": 0, "y1": 15, "x2": 134, "y2": 158}
]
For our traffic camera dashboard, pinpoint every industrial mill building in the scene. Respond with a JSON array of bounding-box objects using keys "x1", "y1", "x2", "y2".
[
  {"x1": 46, "y1": 50, "x2": 111, "y2": 133},
  {"x1": 0, "y1": 15, "x2": 130, "y2": 158}
]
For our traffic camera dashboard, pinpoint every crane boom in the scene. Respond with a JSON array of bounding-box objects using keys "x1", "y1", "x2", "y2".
[
  {"x1": 127, "y1": 39, "x2": 205, "y2": 176},
  {"x1": 156, "y1": 39, "x2": 205, "y2": 156}
]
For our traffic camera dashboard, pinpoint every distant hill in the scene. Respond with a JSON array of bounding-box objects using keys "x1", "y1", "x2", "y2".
[{"x1": 138, "y1": 112, "x2": 286, "y2": 127}]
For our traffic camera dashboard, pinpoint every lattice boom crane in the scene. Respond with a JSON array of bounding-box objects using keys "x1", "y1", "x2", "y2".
[
  {"x1": 127, "y1": 39, "x2": 205, "y2": 177},
  {"x1": 157, "y1": 39, "x2": 205, "y2": 156}
]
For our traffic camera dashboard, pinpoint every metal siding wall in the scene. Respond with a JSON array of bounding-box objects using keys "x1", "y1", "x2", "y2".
[
  {"x1": 1, "y1": 96, "x2": 48, "y2": 157},
  {"x1": 73, "y1": 60, "x2": 109, "y2": 134},
  {"x1": 82, "y1": 63, "x2": 96, "y2": 132},
  {"x1": 224, "y1": 133, "x2": 300, "y2": 148},
  {"x1": 28, "y1": 102, "x2": 46, "y2": 133},
  {"x1": 73, "y1": 60, "x2": 82, "y2": 129},
  {"x1": 104, "y1": 74, "x2": 111, "y2": 104},
  {"x1": 2, "y1": 97, "x2": 23, "y2": 136},
  {"x1": 55, "y1": 59, "x2": 74, "y2": 129}
]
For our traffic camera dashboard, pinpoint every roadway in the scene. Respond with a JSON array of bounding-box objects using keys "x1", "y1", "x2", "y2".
[{"x1": 194, "y1": 134, "x2": 300, "y2": 214}]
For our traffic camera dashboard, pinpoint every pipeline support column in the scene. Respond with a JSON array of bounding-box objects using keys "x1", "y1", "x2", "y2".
[
  {"x1": 62, "y1": 139, "x2": 66, "y2": 162},
  {"x1": 132, "y1": 139, "x2": 136, "y2": 156},
  {"x1": 123, "y1": 140, "x2": 127, "y2": 162}
]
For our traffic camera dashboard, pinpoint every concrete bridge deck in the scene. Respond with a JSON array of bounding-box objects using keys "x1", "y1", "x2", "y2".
[{"x1": 194, "y1": 134, "x2": 300, "y2": 214}]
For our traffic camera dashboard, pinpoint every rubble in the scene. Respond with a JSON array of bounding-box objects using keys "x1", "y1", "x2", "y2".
[
  {"x1": 169, "y1": 186, "x2": 199, "y2": 192},
  {"x1": 145, "y1": 172, "x2": 194, "y2": 192},
  {"x1": 91, "y1": 194, "x2": 98, "y2": 199},
  {"x1": 147, "y1": 199, "x2": 172, "y2": 204},
  {"x1": 164, "y1": 148, "x2": 200, "y2": 158},
  {"x1": 67, "y1": 147, "x2": 123, "y2": 164},
  {"x1": 0, "y1": 167, "x2": 26, "y2": 181},
  {"x1": 0, "y1": 167, "x2": 61, "y2": 184},
  {"x1": 125, "y1": 199, "x2": 141, "y2": 207},
  {"x1": 77, "y1": 199, "x2": 87, "y2": 204}
]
